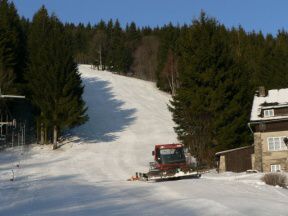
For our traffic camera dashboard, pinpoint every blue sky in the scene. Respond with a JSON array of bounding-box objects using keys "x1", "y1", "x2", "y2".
[{"x1": 11, "y1": 0, "x2": 288, "y2": 35}]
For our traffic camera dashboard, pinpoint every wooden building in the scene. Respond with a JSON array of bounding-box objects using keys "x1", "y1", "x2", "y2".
[
  {"x1": 216, "y1": 87, "x2": 288, "y2": 173},
  {"x1": 249, "y1": 87, "x2": 288, "y2": 172},
  {"x1": 216, "y1": 146, "x2": 254, "y2": 173}
]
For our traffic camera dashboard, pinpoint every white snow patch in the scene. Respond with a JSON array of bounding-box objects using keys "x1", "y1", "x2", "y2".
[{"x1": 1, "y1": 65, "x2": 288, "y2": 216}]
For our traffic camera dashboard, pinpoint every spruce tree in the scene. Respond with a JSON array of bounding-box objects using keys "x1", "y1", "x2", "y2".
[
  {"x1": 0, "y1": 0, "x2": 24, "y2": 94},
  {"x1": 46, "y1": 12, "x2": 288, "y2": 159},
  {"x1": 26, "y1": 6, "x2": 87, "y2": 147},
  {"x1": 170, "y1": 13, "x2": 252, "y2": 165}
]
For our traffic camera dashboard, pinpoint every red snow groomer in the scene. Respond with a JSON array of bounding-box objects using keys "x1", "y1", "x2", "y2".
[{"x1": 131, "y1": 144, "x2": 201, "y2": 181}]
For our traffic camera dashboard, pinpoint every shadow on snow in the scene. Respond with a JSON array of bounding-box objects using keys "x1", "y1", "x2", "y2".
[
  {"x1": 0, "y1": 173, "x2": 202, "y2": 216},
  {"x1": 71, "y1": 77, "x2": 136, "y2": 143}
]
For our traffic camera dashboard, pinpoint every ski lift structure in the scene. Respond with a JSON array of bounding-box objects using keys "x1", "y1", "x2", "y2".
[{"x1": 0, "y1": 89, "x2": 26, "y2": 149}]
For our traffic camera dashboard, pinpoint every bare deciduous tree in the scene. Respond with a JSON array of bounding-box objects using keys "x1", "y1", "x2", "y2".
[
  {"x1": 161, "y1": 50, "x2": 179, "y2": 95},
  {"x1": 130, "y1": 36, "x2": 159, "y2": 81},
  {"x1": 89, "y1": 30, "x2": 107, "y2": 70}
]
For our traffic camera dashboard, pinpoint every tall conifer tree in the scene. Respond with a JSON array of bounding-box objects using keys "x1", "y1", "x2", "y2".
[
  {"x1": 26, "y1": 6, "x2": 87, "y2": 147},
  {"x1": 0, "y1": 0, "x2": 23, "y2": 93},
  {"x1": 170, "y1": 13, "x2": 251, "y2": 165}
]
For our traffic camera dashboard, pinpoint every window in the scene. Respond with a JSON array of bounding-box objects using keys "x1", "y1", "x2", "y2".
[
  {"x1": 159, "y1": 148, "x2": 186, "y2": 164},
  {"x1": 264, "y1": 109, "x2": 274, "y2": 117},
  {"x1": 271, "y1": 164, "x2": 281, "y2": 172},
  {"x1": 267, "y1": 137, "x2": 288, "y2": 151}
]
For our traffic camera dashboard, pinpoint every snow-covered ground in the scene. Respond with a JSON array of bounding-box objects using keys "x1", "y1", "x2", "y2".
[{"x1": 0, "y1": 64, "x2": 288, "y2": 216}]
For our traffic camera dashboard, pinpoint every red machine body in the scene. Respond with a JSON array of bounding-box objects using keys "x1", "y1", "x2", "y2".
[
  {"x1": 151, "y1": 143, "x2": 189, "y2": 172},
  {"x1": 129, "y1": 143, "x2": 200, "y2": 181}
]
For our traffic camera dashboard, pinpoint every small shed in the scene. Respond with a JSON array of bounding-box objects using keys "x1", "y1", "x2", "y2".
[{"x1": 215, "y1": 145, "x2": 254, "y2": 173}]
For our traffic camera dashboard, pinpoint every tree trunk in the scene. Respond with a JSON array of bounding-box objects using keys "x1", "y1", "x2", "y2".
[
  {"x1": 53, "y1": 125, "x2": 58, "y2": 150},
  {"x1": 99, "y1": 45, "x2": 102, "y2": 70},
  {"x1": 40, "y1": 123, "x2": 44, "y2": 145},
  {"x1": 36, "y1": 120, "x2": 39, "y2": 144},
  {"x1": 44, "y1": 126, "x2": 47, "y2": 144}
]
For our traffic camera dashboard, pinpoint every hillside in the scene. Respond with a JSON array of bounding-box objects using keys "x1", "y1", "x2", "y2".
[{"x1": 0, "y1": 65, "x2": 287, "y2": 216}]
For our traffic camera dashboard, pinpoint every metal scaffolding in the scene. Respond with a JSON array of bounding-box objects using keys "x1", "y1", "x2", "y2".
[{"x1": 0, "y1": 89, "x2": 25, "y2": 149}]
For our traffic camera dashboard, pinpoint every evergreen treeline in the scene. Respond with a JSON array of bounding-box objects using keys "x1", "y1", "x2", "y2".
[
  {"x1": 0, "y1": 1, "x2": 87, "y2": 147},
  {"x1": 0, "y1": 0, "x2": 25, "y2": 94},
  {"x1": 3, "y1": 1, "x2": 288, "y2": 160},
  {"x1": 170, "y1": 13, "x2": 288, "y2": 166},
  {"x1": 68, "y1": 13, "x2": 288, "y2": 164},
  {"x1": 26, "y1": 7, "x2": 87, "y2": 148}
]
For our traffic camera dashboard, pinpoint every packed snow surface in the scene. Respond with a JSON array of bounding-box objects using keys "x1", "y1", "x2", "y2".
[{"x1": 1, "y1": 65, "x2": 288, "y2": 216}]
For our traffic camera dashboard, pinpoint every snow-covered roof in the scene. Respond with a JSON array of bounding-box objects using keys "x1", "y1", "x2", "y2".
[{"x1": 250, "y1": 88, "x2": 288, "y2": 122}]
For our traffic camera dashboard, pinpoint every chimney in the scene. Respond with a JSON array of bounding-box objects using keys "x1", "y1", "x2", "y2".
[{"x1": 258, "y1": 86, "x2": 267, "y2": 97}]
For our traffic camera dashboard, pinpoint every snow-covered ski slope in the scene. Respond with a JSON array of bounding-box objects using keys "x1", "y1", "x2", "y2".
[{"x1": 0, "y1": 64, "x2": 288, "y2": 216}]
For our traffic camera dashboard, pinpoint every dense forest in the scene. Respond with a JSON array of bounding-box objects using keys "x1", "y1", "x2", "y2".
[
  {"x1": 2, "y1": 1, "x2": 288, "y2": 162},
  {"x1": 0, "y1": 1, "x2": 87, "y2": 148},
  {"x1": 65, "y1": 14, "x2": 288, "y2": 165}
]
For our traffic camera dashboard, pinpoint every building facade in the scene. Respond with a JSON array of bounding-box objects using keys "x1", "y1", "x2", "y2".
[{"x1": 249, "y1": 87, "x2": 288, "y2": 172}]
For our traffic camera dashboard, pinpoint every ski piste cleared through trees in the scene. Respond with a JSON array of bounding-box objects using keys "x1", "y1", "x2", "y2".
[{"x1": 0, "y1": 64, "x2": 287, "y2": 215}]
